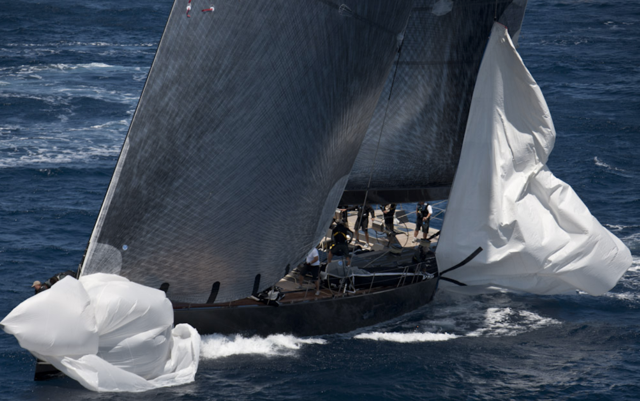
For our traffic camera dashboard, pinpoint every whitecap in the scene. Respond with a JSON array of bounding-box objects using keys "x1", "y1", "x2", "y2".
[
  {"x1": 77, "y1": 62, "x2": 113, "y2": 69},
  {"x1": 605, "y1": 224, "x2": 626, "y2": 231},
  {"x1": 200, "y1": 333, "x2": 326, "y2": 359},
  {"x1": 465, "y1": 307, "x2": 561, "y2": 337},
  {"x1": 0, "y1": 92, "x2": 68, "y2": 106},
  {"x1": 604, "y1": 291, "x2": 640, "y2": 301},
  {"x1": 593, "y1": 156, "x2": 634, "y2": 178},
  {"x1": 90, "y1": 120, "x2": 129, "y2": 129}
]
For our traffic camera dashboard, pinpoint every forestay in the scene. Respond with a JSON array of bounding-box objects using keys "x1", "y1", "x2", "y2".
[
  {"x1": 79, "y1": 1, "x2": 414, "y2": 303},
  {"x1": 343, "y1": 0, "x2": 528, "y2": 205},
  {"x1": 436, "y1": 23, "x2": 632, "y2": 295}
]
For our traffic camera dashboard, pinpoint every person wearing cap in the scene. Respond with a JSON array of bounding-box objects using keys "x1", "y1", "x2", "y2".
[
  {"x1": 31, "y1": 270, "x2": 76, "y2": 294},
  {"x1": 31, "y1": 280, "x2": 50, "y2": 294}
]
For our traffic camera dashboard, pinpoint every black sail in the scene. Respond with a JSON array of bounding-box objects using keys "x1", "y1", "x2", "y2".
[
  {"x1": 80, "y1": 1, "x2": 414, "y2": 303},
  {"x1": 342, "y1": 0, "x2": 528, "y2": 205}
]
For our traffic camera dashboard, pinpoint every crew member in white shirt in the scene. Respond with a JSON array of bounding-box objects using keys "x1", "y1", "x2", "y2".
[{"x1": 298, "y1": 247, "x2": 321, "y2": 296}]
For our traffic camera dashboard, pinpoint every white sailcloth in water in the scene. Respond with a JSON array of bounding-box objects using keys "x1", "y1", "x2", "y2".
[{"x1": 435, "y1": 22, "x2": 632, "y2": 295}]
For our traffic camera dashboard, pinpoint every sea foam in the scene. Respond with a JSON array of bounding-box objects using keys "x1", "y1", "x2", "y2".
[
  {"x1": 354, "y1": 331, "x2": 458, "y2": 342},
  {"x1": 200, "y1": 333, "x2": 326, "y2": 359}
]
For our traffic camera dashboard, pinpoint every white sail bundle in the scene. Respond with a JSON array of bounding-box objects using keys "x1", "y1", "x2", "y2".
[
  {"x1": 436, "y1": 23, "x2": 631, "y2": 295},
  {"x1": 1, "y1": 274, "x2": 200, "y2": 392}
]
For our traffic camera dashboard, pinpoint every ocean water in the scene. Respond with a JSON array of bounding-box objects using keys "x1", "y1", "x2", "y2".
[{"x1": 1, "y1": 1, "x2": 639, "y2": 400}]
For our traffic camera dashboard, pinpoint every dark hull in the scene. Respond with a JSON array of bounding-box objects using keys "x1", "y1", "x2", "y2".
[
  {"x1": 34, "y1": 359, "x2": 64, "y2": 381},
  {"x1": 174, "y1": 276, "x2": 439, "y2": 337}
]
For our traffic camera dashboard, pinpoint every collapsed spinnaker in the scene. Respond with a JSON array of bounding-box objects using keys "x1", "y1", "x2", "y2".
[
  {"x1": 1, "y1": 275, "x2": 200, "y2": 392},
  {"x1": 436, "y1": 22, "x2": 632, "y2": 295}
]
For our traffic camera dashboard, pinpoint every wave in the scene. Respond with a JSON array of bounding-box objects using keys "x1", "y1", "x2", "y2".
[
  {"x1": 0, "y1": 152, "x2": 116, "y2": 168},
  {"x1": 354, "y1": 331, "x2": 458, "y2": 342},
  {"x1": 351, "y1": 292, "x2": 562, "y2": 344},
  {"x1": 10, "y1": 63, "x2": 117, "y2": 74},
  {"x1": 0, "y1": 63, "x2": 147, "y2": 78},
  {"x1": 0, "y1": 86, "x2": 140, "y2": 107},
  {"x1": 604, "y1": 291, "x2": 640, "y2": 303},
  {"x1": 0, "y1": 128, "x2": 128, "y2": 168},
  {"x1": 4, "y1": 41, "x2": 157, "y2": 48},
  {"x1": 0, "y1": 92, "x2": 71, "y2": 106},
  {"x1": 200, "y1": 334, "x2": 326, "y2": 360},
  {"x1": 594, "y1": 156, "x2": 634, "y2": 178},
  {"x1": 90, "y1": 120, "x2": 129, "y2": 130},
  {"x1": 351, "y1": 308, "x2": 560, "y2": 344},
  {"x1": 605, "y1": 223, "x2": 640, "y2": 231},
  {"x1": 465, "y1": 307, "x2": 560, "y2": 337}
]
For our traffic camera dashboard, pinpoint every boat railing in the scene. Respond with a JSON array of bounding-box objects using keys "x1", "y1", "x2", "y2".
[{"x1": 322, "y1": 264, "x2": 433, "y2": 296}]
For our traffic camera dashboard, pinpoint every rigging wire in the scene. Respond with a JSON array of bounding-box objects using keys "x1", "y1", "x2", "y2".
[
  {"x1": 336, "y1": 31, "x2": 407, "y2": 267},
  {"x1": 359, "y1": 37, "x2": 405, "y2": 210},
  {"x1": 351, "y1": 30, "x2": 408, "y2": 257}
]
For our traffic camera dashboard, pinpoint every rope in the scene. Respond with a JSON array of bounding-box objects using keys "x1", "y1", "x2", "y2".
[{"x1": 350, "y1": 23, "x2": 409, "y2": 260}]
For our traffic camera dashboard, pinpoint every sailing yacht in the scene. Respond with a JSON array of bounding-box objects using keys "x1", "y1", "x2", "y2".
[{"x1": 2, "y1": 0, "x2": 631, "y2": 392}]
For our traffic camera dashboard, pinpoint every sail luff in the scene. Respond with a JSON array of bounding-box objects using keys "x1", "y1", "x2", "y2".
[{"x1": 79, "y1": 2, "x2": 181, "y2": 278}]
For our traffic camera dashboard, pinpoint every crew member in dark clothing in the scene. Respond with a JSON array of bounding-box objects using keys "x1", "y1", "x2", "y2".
[
  {"x1": 412, "y1": 240, "x2": 431, "y2": 263},
  {"x1": 328, "y1": 221, "x2": 352, "y2": 266},
  {"x1": 382, "y1": 204, "x2": 396, "y2": 232},
  {"x1": 353, "y1": 204, "x2": 374, "y2": 245},
  {"x1": 413, "y1": 202, "x2": 432, "y2": 242}
]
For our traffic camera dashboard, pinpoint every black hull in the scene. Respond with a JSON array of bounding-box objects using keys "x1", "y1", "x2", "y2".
[
  {"x1": 32, "y1": 277, "x2": 438, "y2": 381},
  {"x1": 34, "y1": 359, "x2": 63, "y2": 381},
  {"x1": 174, "y1": 277, "x2": 439, "y2": 337}
]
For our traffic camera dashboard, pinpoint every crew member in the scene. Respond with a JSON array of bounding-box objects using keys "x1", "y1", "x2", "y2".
[
  {"x1": 413, "y1": 202, "x2": 433, "y2": 242},
  {"x1": 31, "y1": 280, "x2": 50, "y2": 294},
  {"x1": 353, "y1": 204, "x2": 374, "y2": 245},
  {"x1": 382, "y1": 204, "x2": 396, "y2": 232},
  {"x1": 298, "y1": 247, "x2": 321, "y2": 296},
  {"x1": 328, "y1": 220, "x2": 352, "y2": 266},
  {"x1": 31, "y1": 270, "x2": 77, "y2": 294}
]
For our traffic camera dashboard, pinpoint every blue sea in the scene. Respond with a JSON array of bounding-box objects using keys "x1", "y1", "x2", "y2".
[{"x1": 1, "y1": 1, "x2": 639, "y2": 399}]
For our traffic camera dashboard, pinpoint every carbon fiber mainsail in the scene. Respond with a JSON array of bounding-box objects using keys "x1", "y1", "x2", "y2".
[
  {"x1": 343, "y1": 0, "x2": 528, "y2": 205},
  {"x1": 79, "y1": 1, "x2": 414, "y2": 303}
]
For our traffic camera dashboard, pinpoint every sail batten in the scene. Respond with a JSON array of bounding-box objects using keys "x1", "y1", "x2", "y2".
[{"x1": 80, "y1": 1, "x2": 414, "y2": 303}]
